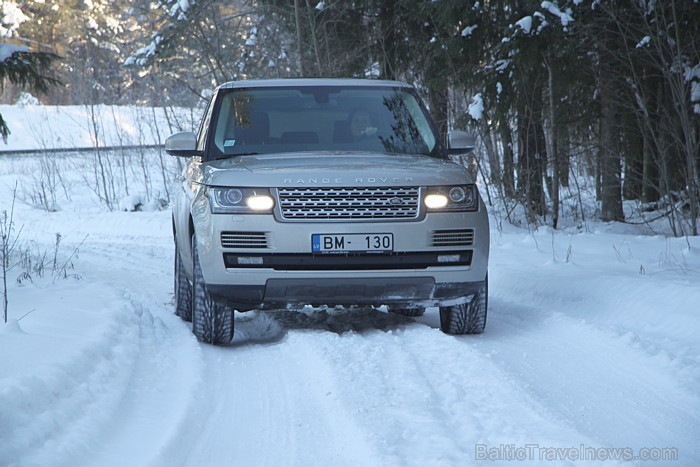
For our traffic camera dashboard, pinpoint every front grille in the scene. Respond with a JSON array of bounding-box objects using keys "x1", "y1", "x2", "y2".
[
  {"x1": 277, "y1": 187, "x2": 420, "y2": 220},
  {"x1": 431, "y1": 229, "x2": 475, "y2": 247},
  {"x1": 221, "y1": 231, "x2": 270, "y2": 249}
]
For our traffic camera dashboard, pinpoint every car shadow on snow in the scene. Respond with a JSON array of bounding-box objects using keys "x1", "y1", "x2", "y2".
[
  {"x1": 224, "y1": 298, "x2": 529, "y2": 347},
  {"x1": 229, "y1": 307, "x2": 423, "y2": 346}
]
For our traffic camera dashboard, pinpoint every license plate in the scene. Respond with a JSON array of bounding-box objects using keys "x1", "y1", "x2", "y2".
[{"x1": 312, "y1": 233, "x2": 393, "y2": 253}]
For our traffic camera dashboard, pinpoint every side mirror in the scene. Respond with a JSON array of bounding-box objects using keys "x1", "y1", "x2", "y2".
[
  {"x1": 165, "y1": 131, "x2": 199, "y2": 157},
  {"x1": 447, "y1": 130, "x2": 475, "y2": 154}
]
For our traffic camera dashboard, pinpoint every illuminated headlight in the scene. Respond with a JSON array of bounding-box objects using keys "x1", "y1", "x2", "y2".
[
  {"x1": 424, "y1": 185, "x2": 478, "y2": 212},
  {"x1": 247, "y1": 195, "x2": 274, "y2": 211},
  {"x1": 208, "y1": 187, "x2": 274, "y2": 213},
  {"x1": 424, "y1": 194, "x2": 449, "y2": 209}
]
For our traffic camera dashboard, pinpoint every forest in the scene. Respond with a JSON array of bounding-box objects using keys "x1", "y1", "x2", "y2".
[{"x1": 2, "y1": 0, "x2": 699, "y2": 235}]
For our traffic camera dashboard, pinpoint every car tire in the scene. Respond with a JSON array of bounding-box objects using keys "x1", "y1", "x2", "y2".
[
  {"x1": 439, "y1": 275, "x2": 488, "y2": 335},
  {"x1": 174, "y1": 240, "x2": 192, "y2": 322},
  {"x1": 191, "y1": 235, "x2": 234, "y2": 345},
  {"x1": 389, "y1": 307, "x2": 426, "y2": 317}
]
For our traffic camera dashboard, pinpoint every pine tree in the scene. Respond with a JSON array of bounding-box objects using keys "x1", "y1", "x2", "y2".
[{"x1": 0, "y1": 46, "x2": 59, "y2": 142}]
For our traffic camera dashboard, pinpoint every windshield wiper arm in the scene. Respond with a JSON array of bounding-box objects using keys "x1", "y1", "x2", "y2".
[{"x1": 213, "y1": 152, "x2": 259, "y2": 160}]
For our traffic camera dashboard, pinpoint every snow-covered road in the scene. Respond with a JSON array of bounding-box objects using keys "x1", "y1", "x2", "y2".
[
  {"x1": 2, "y1": 200, "x2": 698, "y2": 467},
  {"x1": 0, "y1": 86, "x2": 697, "y2": 467}
]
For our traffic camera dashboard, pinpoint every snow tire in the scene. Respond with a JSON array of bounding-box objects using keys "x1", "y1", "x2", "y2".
[
  {"x1": 191, "y1": 235, "x2": 234, "y2": 345},
  {"x1": 174, "y1": 240, "x2": 192, "y2": 322},
  {"x1": 439, "y1": 275, "x2": 488, "y2": 335}
]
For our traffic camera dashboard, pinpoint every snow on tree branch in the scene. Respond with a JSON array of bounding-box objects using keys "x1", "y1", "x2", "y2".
[
  {"x1": 461, "y1": 25, "x2": 478, "y2": 37},
  {"x1": 0, "y1": 1, "x2": 28, "y2": 38},
  {"x1": 124, "y1": 0, "x2": 195, "y2": 67},
  {"x1": 169, "y1": 0, "x2": 191, "y2": 20},
  {"x1": 540, "y1": 1, "x2": 574, "y2": 27},
  {"x1": 124, "y1": 35, "x2": 163, "y2": 66},
  {"x1": 688, "y1": 64, "x2": 700, "y2": 115},
  {"x1": 515, "y1": 16, "x2": 533, "y2": 35},
  {"x1": 468, "y1": 93, "x2": 484, "y2": 121},
  {"x1": 0, "y1": 43, "x2": 27, "y2": 63}
]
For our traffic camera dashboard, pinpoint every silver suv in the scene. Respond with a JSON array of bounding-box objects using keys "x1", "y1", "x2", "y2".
[{"x1": 167, "y1": 78, "x2": 489, "y2": 344}]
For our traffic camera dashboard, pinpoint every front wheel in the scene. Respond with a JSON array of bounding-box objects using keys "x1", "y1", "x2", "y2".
[
  {"x1": 174, "y1": 240, "x2": 192, "y2": 322},
  {"x1": 439, "y1": 275, "x2": 488, "y2": 335},
  {"x1": 191, "y1": 235, "x2": 234, "y2": 345}
]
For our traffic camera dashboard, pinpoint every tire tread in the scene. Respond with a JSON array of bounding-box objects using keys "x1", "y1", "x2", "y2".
[
  {"x1": 191, "y1": 235, "x2": 234, "y2": 345},
  {"x1": 439, "y1": 276, "x2": 488, "y2": 335},
  {"x1": 174, "y1": 242, "x2": 192, "y2": 321}
]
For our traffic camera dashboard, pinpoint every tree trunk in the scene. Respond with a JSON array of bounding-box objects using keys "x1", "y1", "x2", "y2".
[
  {"x1": 500, "y1": 118, "x2": 516, "y2": 197},
  {"x1": 428, "y1": 85, "x2": 449, "y2": 143},
  {"x1": 598, "y1": 37, "x2": 624, "y2": 222},
  {"x1": 560, "y1": 130, "x2": 570, "y2": 188},
  {"x1": 546, "y1": 57, "x2": 560, "y2": 228},
  {"x1": 517, "y1": 82, "x2": 546, "y2": 221},
  {"x1": 641, "y1": 75, "x2": 660, "y2": 203},
  {"x1": 294, "y1": 0, "x2": 306, "y2": 77},
  {"x1": 642, "y1": 135, "x2": 659, "y2": 203},
  {"x1": 303, "y1": 0, "x2": 323, "y2": 75},
  {"x1": 479, "y1": 117, "x2": 501, "y2": 187},
  {"x1": 379, "y1": 3, "x2": 397, "y2": 80},
  {"x1": 668, "y1": 0, "x2": 699, "y2": 235},
  {"x1": 623, "y1": 122, "x2": 643, "y2": 200}
]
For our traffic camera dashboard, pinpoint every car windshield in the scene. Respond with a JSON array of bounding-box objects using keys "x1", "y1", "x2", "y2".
[{"x1": 208, "y1": 85, "x2": 439, "y2": 159}]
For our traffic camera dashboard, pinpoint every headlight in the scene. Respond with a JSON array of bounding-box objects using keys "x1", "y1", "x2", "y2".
[
  {"x1": 208, "y1": 187, "x2": 274, "y2": 213},
  {"x1": 424, "y1": 194, "x2": 449, "y2": 209},
  {"x1": 449, "y1": 186, "x2": 466, "y2": 203},
  {"x1": 246, "y1": 195, "x2": 274, "y2": 211},
  {"x1": 216, "y1": 188, "x2": 243, "y2": 206},
  {"x1": 424, "y1": 185, "x2": 478, "y2": 212}
]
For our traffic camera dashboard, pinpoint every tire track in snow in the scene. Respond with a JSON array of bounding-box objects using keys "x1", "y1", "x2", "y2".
[
  {"x1": 68, "y1": 233, "x2": 378, "y2": 467},
  {"x1": 0, "y1": 288, "x2": 142, "y2": 467},
  {"x1": 52, "y1": 233, "x2": 206, "y2": 467},
  {"x1": 285, "y1": 325, "x2": 608, "y2": 467},
  {"x1": 477, "y1": 296, "x2": 700, "y2": 465},
  {"x1": 163, "y1": 339, "x2": 382, "y2": 467}
]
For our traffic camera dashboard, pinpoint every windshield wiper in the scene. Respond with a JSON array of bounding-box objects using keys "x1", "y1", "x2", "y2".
[{"x1": 213, "y1": 152, "x2": 259, "y2": 160}]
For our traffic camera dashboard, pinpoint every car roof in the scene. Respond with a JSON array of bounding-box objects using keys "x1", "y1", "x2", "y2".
[{"x1": 217, "y1": 78, "x2": 412, "y2": 90}]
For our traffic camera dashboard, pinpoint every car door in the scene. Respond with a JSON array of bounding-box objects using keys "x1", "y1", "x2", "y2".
[{"x1": 174, "y1": 91, "x2": 217, "y2": 275}]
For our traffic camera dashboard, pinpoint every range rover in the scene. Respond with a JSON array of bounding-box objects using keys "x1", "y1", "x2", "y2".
[{"x1": 166, "y1": 78, "x2": 489, "y2": 344}]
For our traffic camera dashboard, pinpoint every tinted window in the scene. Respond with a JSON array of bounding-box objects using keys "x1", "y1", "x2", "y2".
[{"x1": 207, "y1": 86, "x2": 440, "y2": 160}]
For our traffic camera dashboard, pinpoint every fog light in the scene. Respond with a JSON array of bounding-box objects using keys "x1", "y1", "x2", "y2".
[
  {"x1": 438, "y1": 254, "x2": 461, "y2": 263},
  {"x1": 237, "y1": 256, "x2": 263, "y2": 265}
]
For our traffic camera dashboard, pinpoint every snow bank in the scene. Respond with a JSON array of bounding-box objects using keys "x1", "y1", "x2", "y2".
[
  {"x1": 0, "y1": 283, "x2": 142, "y2": 465},
  {"x1": 0, "y1": 104, "x2": 198, "y2": 151}
]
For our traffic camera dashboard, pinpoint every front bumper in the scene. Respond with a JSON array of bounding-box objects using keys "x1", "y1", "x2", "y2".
[
  {"x1": 193, "y1": 206, "x2": 489, "y2": 311},
  {"x1": 208, "y1": 276, "x2": 486, "y2": 310}
]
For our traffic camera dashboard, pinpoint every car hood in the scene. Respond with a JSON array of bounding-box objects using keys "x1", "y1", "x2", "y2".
[{"x1": 201, "y1": 152, "x2": 473, "y2": 187}]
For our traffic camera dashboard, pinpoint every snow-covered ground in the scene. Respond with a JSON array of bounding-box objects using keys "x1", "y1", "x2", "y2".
[{"x1": 1, "y1": 108, "x2": 699, "y2": 466}]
